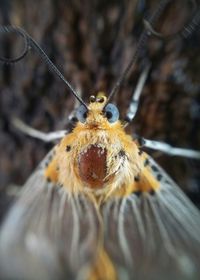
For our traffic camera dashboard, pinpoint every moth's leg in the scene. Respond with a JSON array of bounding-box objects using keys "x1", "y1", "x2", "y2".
[
  {"x1": 12, "y1": 118, "x2": 67, "y2": 142},
  {"x1": 140, "y1": 137, "x2": 200, "y2": 159},
  {"x1": 124, "y1": 63, "x2": 151, "y2": 125}
]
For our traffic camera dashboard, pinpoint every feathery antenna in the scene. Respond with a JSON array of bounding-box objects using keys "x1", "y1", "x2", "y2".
[
  {"x1": 107, "y1": 0, "x2": 200, "y2": 104},
  {"x1": 107, "y1": 0, "x2": 177, "y2": 102},
  {"x1": 0, "y1": 26, "x2": 88, "y2": 109},
  {"x1": 107, "y1": 0, "x2": 172, "y2": 103}
]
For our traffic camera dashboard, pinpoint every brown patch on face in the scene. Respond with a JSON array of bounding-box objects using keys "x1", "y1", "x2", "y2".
[{"x1": 78, "y1": 145, "x2": 107, "y2": 189}]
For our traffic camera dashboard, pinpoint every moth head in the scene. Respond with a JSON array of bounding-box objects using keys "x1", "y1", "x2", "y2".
[{"x1": 75, "y1": 92, "x2": 120, "y2": 128}]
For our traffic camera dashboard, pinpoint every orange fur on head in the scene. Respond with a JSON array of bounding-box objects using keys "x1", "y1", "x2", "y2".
[{"x1": 44, "y1": 93, "x2": 160, "y2": 200}]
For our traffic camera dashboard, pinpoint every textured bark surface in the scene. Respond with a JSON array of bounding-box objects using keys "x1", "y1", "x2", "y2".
[{"x1": 0, "y1": 0, "x2": 200, "y2": 219}]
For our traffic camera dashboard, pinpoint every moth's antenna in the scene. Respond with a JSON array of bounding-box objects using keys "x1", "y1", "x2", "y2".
[
  {"x1": 180, "y1": 7, "x2": 200, "y2": 40},
  {"x1": 107, "y1": 0, "x2": 172, "y2": 103},
  {"x1": 142, "y1": 2, "x2": 200, "y2": 41},
  {"x1": 0, "y1": 26, "x2": 29, "y2": 63},
  {"x1": 0, "y1": 26, "x2": 88, "y2": 110}
]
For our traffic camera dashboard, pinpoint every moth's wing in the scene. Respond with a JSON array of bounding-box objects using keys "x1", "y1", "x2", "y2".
[
  {"x1": 0, "y1": 150, "x2": 101, "y2": 280},
  {"x1": 102, "y1": 155, "x2": 200, "y2": 280}
]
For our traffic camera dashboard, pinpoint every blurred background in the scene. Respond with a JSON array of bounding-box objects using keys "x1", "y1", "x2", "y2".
[{"x1": 0, "y1": 0, "x2": 200, "y2": 221}]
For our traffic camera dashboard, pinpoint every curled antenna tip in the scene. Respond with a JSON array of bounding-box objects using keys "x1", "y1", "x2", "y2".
[
  {"x1": 0, "y1": 26, "x2": 29, "y2": 63},
  {"x1": 0, "y1": 25, "x2": 88, "y2": 110},
  {"x1": 107, "y1": 0, "x2": 172, "y2": 104}
]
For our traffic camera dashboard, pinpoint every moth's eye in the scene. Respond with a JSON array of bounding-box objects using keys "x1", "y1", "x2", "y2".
[
  {"x1": 104, "y1": 103, "x2": 119, "y2": 123},
  {"x1": 76, "y1": 105, "x2": 88, "y2": 123}
]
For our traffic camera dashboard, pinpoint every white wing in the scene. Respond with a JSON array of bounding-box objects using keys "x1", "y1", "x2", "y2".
[
  {"x1": 102, "y1": 156, "x2": 200, "y2": 280},
  {"x1": 0, "y1": 151, "x2": 101, "y2": 280}
]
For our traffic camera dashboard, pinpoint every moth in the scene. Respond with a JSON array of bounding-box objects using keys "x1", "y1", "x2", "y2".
[{"x1": 0, "y1": 1, "x2": 200, "y2": 280}]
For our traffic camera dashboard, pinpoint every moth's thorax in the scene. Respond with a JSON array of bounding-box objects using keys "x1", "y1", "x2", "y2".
[
  {"x1": 44, "y1": 94, "x2": 160, "y2": 198},
  {"x1": 56, "y1": 122, "x2": 140, "y2": 195},
  {"x1": 78, "y1": 144, "x2": 107, "y2": 189}
]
